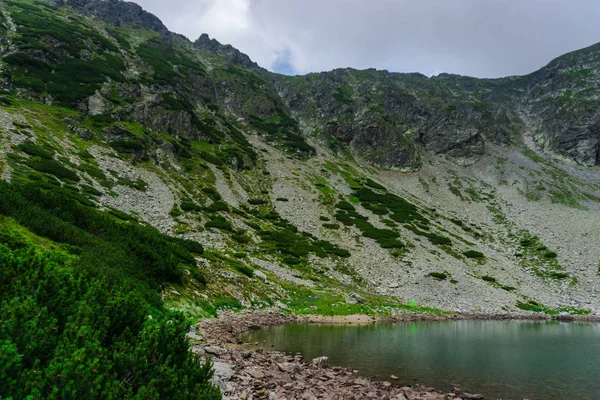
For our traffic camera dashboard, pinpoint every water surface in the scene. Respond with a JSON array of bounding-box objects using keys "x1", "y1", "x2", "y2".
[{"x1": 242, "y1": 320, "x2": 600, "y2": 400}]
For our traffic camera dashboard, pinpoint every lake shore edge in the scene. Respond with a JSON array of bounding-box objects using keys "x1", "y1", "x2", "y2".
[{"x1": 193, "y1": 308, "x2": 599, "y2": 399}]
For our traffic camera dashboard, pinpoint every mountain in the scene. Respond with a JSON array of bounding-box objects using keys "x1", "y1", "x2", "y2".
[{"x1": 1, "y1": 0, "x2": 600, "y2": 396}]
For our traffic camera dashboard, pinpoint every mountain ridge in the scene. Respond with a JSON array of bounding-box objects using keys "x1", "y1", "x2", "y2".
[{"x1": 5, "y1": 0, "x2": 600, "y2": 170}]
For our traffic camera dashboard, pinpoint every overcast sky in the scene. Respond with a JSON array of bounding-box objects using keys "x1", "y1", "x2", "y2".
[{"x1": 133, "y1": 0, "x2": 600, "y2": 78}]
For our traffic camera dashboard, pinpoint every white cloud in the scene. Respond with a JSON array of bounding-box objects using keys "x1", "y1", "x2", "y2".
[{"x1": 133, "y1": 0, "x2": 600, "y2": 78}]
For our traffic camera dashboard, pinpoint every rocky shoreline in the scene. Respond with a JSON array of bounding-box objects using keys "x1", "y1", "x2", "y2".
[{"x1": 192, "y1": 309, "x2": 600, "y2": 399}]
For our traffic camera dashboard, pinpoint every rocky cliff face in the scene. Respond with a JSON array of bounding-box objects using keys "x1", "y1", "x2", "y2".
[
  {"x1": 2, "y1": 0, "x2": 600, "y2": 315},
  {"x1": 5, "y1": 0, "x2": 600, "y2": 170},
  {"x1": 517, "y1": 43, "x2": 600, "y2": 165}
]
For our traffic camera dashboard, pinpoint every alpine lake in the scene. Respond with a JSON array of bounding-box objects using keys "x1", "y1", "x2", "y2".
[{"x1": 242, "y1": 320, "x2": 600, "y2": 400}]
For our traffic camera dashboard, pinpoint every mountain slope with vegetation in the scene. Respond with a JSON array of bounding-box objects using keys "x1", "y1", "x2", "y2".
[{"x1": 1, "y1": 0, "x2": 600, "y2": 397}]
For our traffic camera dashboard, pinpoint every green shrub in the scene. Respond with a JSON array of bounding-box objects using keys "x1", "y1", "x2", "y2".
[
  {"x1": 181, "y1": 199, "x2": 202, "y2": 212},
  {"x1": 109, "y1": 139, "x2": 146, "y2": 154},
  {"x1": 189, "y1": 268, "x2": 208, "y2": 285},
  {"x1": 378, "y1": 238, "x2": 405, "y2": 249},
  {"x1": 284, "y1": 256, "x2": 302, "y2": 265},
  {"x1": 170, "y1": 205, "x2": 182, "y2": 217},
  {"x1": 328, "y1": 248, "x2": 351, "y2": 258},
  {"x1": 26, "y1": 158, "x2": 79, "y2": 182},
  {"x1": 117, "y1": 177, "x2": 148, "y2": 191},
  {"x1": 248, "y1": 198, "x2": 268, "y2": 205},
  {"x1": 232, "y1": 262, "x2": 254, "y2": 277},
  {"x1": 336, "y1": 201, "x2": 355, "y2": 211},
  {"x1": 199, "y1": 150, "x2": 224, "y2": 166},
  {"x1": 276, "y1": 197, "x2": 289, "y2": 202},
  {"x1": 205, "y1": 216, "x2": 233, "y2": 231},
  {"x1": 426, "y1": 232, "x2": 451, "y2": 246},
  {"x1": 48, "y1": 58, "x2": 124, "y2": 104},
  {"x1": 202, "y1": 187, "x2": 222, "y2": 200},
  {"x1": 364, "y1": 178, "x2": 385, "y2": 190},
  {"x1": 520, "y1": 237, "x2": 534, "y2": 247},
  {"x1": 232, "y1": 233, "x2": 251, "y2": 244},
  {"x1": 212, "y1": 297, "x2": 243, "y2": 311},
  {"x1": 481, "y1": 275, "x2": 496, "y2": 282},
  {"x1": 0, "y1": 96, "x2": 13, "y2": 106},
  {"x1": 323, "y1": 223, "x2": 340, "y2": 229},
  {"x1": 463, "y1": 250, "x2": 485, "y2": 259},
  {"x1": 204, "y1": 200, "x2": 230, "y2": 213},
  {"x1": 548, "y1": 272, "x2": 569, "y2": 279},
  {"x1": 0, "y1": 180, "x2": 217, "y2": 399},
  {"x1": 428, "y1": 272, "x2": 448, "y2": 280},
  {"x1": 353, "y1": 188, "x2": 427, "y2": 224},
  {"x1": 18, "y1": 140, "x2": 54, "y2": 159},
  {"x1": 81, "y1": 184, "x2": 102, "y2": 197},
  {"x1": 516, "y1": 300, "x2": 556, "y2": 314}
]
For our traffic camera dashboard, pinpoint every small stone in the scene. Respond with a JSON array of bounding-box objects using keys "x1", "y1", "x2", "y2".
[
  {"x1": 247, "y1": 368, "x2": 266, "y2": 379},
  {"x1": 461, "y1": 393, "x2": 484, "y2": 400},
  {"x1": 254, "y1": 270, "x2": 267, "y2": 281},
  {"x1": 346, "y1": 292, "x2": 366, "y2": 304},
  {"x1": 241, "y1": 350, "x2": 252, "y2": 359},
  {"x1": 390, "y1": 375, "x2": 399, "y2": 380},
  {"x1": 311, "y1": 356, "x2": 328, "y2": 368},
  {"x1": 203, "y1": 346, "x2": 227, "y2": 356}
]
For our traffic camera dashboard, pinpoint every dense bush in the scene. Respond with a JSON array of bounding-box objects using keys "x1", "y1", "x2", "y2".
[
  {"x1": 428, "y1": 272, "x2": 448, "y2": 280},
  {"x1": 334, "y1": 209, "x2": 406, "y2": 250},
  {"x1": 205, "y1": 215, "x2": 233, "y2": 231},
  {"x1": 406, "y1": 225, "x2": 452, "y2": 246},
  {"x1": 353, "y1": 188, "x2": 427, "y2": 224},
  {"x1": 257, "y1": 214, "x2": 351, "y2": 262},
  {"x1": 26, "y1": 158, "x2": 80, "y2": 182},
  {"x1": 181, "y1": 199, "x2": 202, "y2": 212},
  {"x1": 323, "y1": 223, "x2": 340, "y2": 230},
  {"x1": 18, "y1": 140, "x2": 55, "y2": 159},
  {"x1": 335, "y1": 201, "x2": 355, "y2": 211},
  {"x1": 204, "y1": 200, "x2": 230, "y2": 213},
  {"x1": 232, "y1": 261, "x2": 254, "y2": 277},
  {"x1": 463, "y1": 250, "x2": 485, "y2": 259},
  {"x1": 0, "y1": 181, "x2": 203, "y2": 287},
  {"x1": 0, "y1": 180, "x2": 217, "y2": 399},
  {"x1": 248, "y1": 198, "x2": 268, "y2": 205}
]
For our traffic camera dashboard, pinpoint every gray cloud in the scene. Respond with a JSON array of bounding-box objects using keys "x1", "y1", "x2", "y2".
[{"x1": 133, "y1": 0, "x2": 600, "y2": 78}]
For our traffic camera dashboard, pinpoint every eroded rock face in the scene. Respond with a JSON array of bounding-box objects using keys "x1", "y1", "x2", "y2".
[{"x1": 518, "y1": 42, "x2": 600, "y2": 165}]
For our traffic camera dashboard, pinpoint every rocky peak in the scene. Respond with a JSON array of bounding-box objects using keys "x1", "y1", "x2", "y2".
[
  {"x1": 193, "y1": 33, "x2": 260, "y2": 70},
  {"x1": 50, "y1": 0, "x2": 169, "y2": 33}
]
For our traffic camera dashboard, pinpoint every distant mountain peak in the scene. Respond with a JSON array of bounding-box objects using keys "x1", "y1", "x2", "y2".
[
  {"x1": 193, "y1": 33, "x2": 260, "y2": 70},
  {"x1": 50, "y1": 0, "x2": 168, "y2": 33}
]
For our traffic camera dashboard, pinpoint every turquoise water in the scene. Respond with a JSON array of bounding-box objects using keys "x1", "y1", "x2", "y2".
[{"x1": 242, "y1": 320, "x2": 600, "y2": 400}]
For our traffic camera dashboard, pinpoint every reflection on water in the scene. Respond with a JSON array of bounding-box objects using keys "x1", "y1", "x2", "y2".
[{"x1": 242, "y1": 320, "x2": 600, "y2": 400}]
